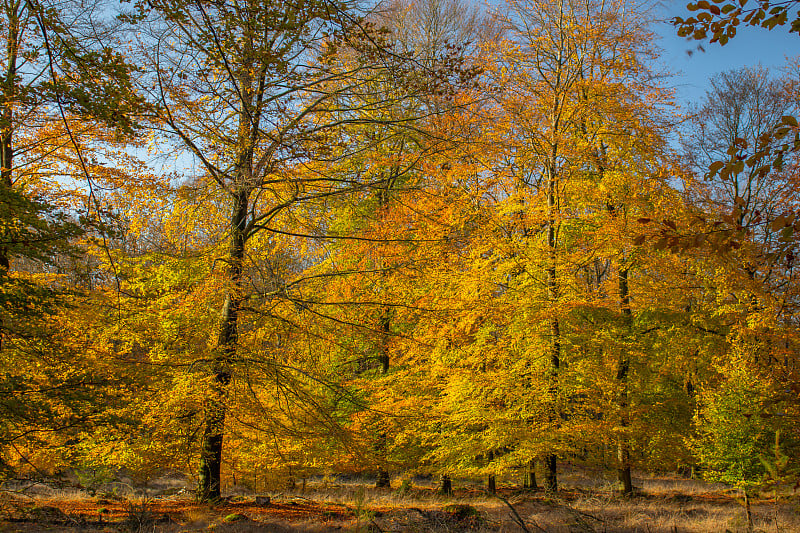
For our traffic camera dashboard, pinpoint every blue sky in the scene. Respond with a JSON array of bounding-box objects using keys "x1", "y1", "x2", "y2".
[{"x1": 654, "y1": 0, "x2": 799, "y2": 106}]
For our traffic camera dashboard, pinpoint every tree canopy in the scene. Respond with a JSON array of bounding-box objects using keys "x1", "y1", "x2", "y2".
[{"x1": 0, "y1": 0, "x2": 798, "y2": 502}]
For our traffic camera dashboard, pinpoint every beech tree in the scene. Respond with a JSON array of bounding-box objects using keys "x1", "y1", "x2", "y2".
[
  {"x1": 478, "y1": 0, "x2": 673, "y2": 493},
  {"x1": 1, "y1": 0, "x2": 139, "y2": 340},
  {"x1": 3, "y1": 0, "x2": 799, "y2": 500},
  {"x1": 118, "y1": 0, "x2": 467, "y2": 500},
  {"x1": 0, "y1": 0, "x2": 142, "y2": 474},
  {"x1": 355, "y1": 0, "x2": 683, "y2": 495},
  {"x1": 682, "y1": 67, "x2": 798, "y2": 230},
  {"x1": 677, "y1": 67, "x2": 800, "y2": 490},
  {"x1": 657, "y1": 1, "x2": 800, "y2": 256}
]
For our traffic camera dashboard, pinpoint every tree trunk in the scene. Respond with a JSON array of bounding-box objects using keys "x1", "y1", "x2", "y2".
[
  {"x1": 374, "y1": 309, "x2": 391, "y2": 488},
  {"x1": 0, "y1": 8, "x2": 19, "y2": 351},
  {"x1": 617, "y1": 266, "x2": 633, "y2": 496},
  {"x1": 0, "y1": 6, "x2": 16, "y2": 263},
  {"x1": 440, "y1": 474, "x2": 452, "y2": 495},
  {"x1": 543, "y1": 454, "x2": 557, "y2": 493},
  {"x1": 523, "y1": 459, "x2": 538, "y2": 490},
  {"x1": 376, "y1": 469, "x2": 390, "y2": 488},
  {"x1": 487, "y1": 450, "x2": 496, "y2": 494},
  {"x1": 378, "y1": 307, "x2": 390, "y2": 373},
  {"x1": 198, "y1": 404, "x2": 226, "y2": 501},
  {"x1": 197, "y1": 189, "x2": 248, "y2": 502},
  {"x1": 544, "y1": 163, "x2": 560, "y2": 494},
  {"x1": 744, "y1": 488, "x2": 754, "y2": 533}
]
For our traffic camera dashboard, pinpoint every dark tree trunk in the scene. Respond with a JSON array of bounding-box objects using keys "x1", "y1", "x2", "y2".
[
  {"x1": 198, "y1": 407, "x2": 225, "y2": 501},
  {"x1": 543, "y1": 454, "x2": 557, "y2": 493},
  {"x1": 374, "y1": 308, "x2": 391, "y2": 487},
  {"x1": 544, "y1": 166, "x2": 560, "y2": 494},
  {"x1": 617, "y1": 266, "x2": 633, "y2": 496},
  {"x1": 0, "y1": 9, "x2": 16, "y2": 265},
  {"x1": 440, "y1": 474, "x2": 452, "y2": 495},
  {"x1": 523, "y1": 459, "x2": 538, "y2": 490},
  {"x1": 487, "y1": 449, "x2": 496, "y2": 494},
  {"x1": 197, "y1": 189, "x2": 248, "y2": 502},
  {"x1": 376, "y1": 469, "x2": 390, "y2": 488},
  {"x1": 617, "y1": 447, "x2": 632, "y2": 496},
  {"x1": 0, "y1": 10, "x2": 18, "y2": 351}
]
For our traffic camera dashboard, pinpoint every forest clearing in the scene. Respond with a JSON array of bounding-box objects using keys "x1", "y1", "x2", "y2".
[
  {"x1": 2, "y1": 0, "x2": 800, "y2": 531},
  {"x1": 2, "y1": 468, "x2": 799, "y2": 532}
]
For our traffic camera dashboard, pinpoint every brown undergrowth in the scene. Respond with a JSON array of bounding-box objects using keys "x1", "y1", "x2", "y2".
[{"x1": 0, "y1": 471, "x2": 798, "y2": 532}]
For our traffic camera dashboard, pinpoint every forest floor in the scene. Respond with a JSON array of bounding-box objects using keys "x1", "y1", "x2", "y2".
[{"x1": 0, "y1": 467, "x2": 798, "y2": 532}]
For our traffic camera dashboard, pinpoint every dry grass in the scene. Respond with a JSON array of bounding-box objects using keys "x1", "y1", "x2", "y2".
[{"x1": 1, "y1": 468, "x2": 799, "y2": 532}]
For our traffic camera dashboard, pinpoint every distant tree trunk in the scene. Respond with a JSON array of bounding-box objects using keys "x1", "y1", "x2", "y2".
[
  {"x1": 379, "y1": 307, "x2": 390, "y2": 373},
  {"x1": 373, "y1": 169, "x2": 393, "y2": 479},
  {"x1": 744, "y1": 488, "x2": 754, "y2": 533},
  {"x1": 543, "y1": 454, "x2": 557, "y2": 493},
  {"x1": 375, "y1": 309, "x2": 391, "y2": 489},
  {"x1": 523, "y1": 459, "x2": 538, "y2": 490},
  {"x1": 588, "y1": 140, "x2": 633, "y2": 497},
  {"x1": 376, "y1": 469, "x2": 390, "y2": 488},
  {"x1": 440, "y1": 474, "x2": 452, "y2": 495},
  {"x1": 0, "y1": 11, "x2": 18, "y2": 351},
  {"x1": 198, "y1": 189, "x2": 248, "y2": 502},
  {"x1": 617, "y1": 265, "x2": 633, "y2": 496},
  {"x1": 544, "y1": 162, "x2": 560, "y2": 495},
  {"x1": 487, "y1": 450, "x2": 496, "y2": 494}
]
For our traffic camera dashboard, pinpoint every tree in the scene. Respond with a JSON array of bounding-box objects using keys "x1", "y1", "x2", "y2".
[
  {"x1": 121, "y1": 0, "x2": 460, "y2": 500},
  {"x1": 477, "y1": 0, "x2": 674, "y2": 493},
  {"x1": 680, "y1": 66, "x2": 799, "y2": 320},
  {"x1": 658, "y1": 1, "x2": 800, "y2": 256},
  {"x1": 674, "y1": 67, "x2": 800, "y2": 492},
  {"x1": 1, "y1": 0, "x2": 139, "y2": 340},
  {"x1": 682, "y1": 67, "x2": 796, "y2": 227},
  {"x1": 364, "y1": 0, "x2": 682, "y2": 496},
  {"x1": 0, "y1": 0, "x2": 141, "y2": 475},
  {"x1": 666, "y1": 13, "x2": 800, "y2": 486},
  {"x1": 315, "y1": 0, "x2": 494, "y2": 489}
]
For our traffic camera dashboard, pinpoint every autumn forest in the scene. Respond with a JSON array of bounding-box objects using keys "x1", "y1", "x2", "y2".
[{"x1": 2, "y1": 0, "x2": 800, "y2": 522}]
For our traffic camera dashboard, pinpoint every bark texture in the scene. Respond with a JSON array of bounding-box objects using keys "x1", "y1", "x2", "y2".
[{"x1": 198, "y1": 190, "x2": 247, "y2": 502}]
